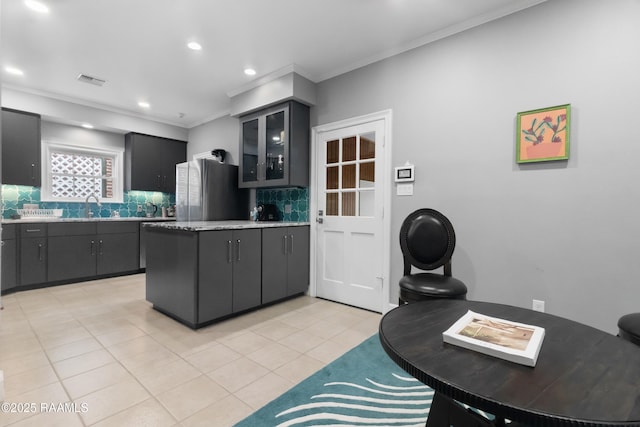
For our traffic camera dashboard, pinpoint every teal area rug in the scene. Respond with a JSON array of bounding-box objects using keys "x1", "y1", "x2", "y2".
[{"x1": 234, "y1": 335, "x2": 432, "y2": 427}]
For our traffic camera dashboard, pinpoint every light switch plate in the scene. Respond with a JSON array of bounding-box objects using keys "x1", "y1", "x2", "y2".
[{"x1": 396, "y1": 183, "x2": 414, "y2": 196}]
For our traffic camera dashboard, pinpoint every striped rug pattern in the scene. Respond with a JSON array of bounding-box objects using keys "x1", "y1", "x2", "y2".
[{"x1": 234, "y1": 335, "x2": 432, "y2": 426}]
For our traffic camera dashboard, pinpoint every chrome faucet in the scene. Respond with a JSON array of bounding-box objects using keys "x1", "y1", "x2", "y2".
[{"x1": 85, "y1": 194, "x2": 102, "y2": 218}]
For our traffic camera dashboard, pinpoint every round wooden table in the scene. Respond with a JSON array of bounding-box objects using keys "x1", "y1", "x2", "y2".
[{"x1": 379, "y1": 299, "x2": 640, "y2": 427}]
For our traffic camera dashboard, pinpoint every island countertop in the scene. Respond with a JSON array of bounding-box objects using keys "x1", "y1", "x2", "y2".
[{"x1": 143, "y1": 220, "x2": 310, "y2": 232}]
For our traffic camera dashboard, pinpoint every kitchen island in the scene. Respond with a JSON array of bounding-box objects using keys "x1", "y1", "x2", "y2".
[{"x1": 143, "y1": 221, "x2": 310, "y2": 328}]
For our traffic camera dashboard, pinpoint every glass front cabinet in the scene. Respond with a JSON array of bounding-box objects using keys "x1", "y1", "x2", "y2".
[{"x1": 239, "y1": 101, "x2": 310, "y2": 188}]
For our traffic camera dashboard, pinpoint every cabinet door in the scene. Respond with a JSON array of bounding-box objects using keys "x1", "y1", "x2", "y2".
[
  {"x1": 263, "y1": 108, "x2": 288, "y2": 185},
  {"x1": 287, "y1": 226, "x2": 310, "y2": 296},
  {"x1": 97, "y1": 233, "x2": 139, "y2": 275},
  {"x1": 1, "y1": 238, "x2": 17, "y2": 292},
  {"x1": 198, "y1": 230, "x2": 233, "y2": 323},
  {"x1": 47, "y1": 235, "x2": 96, "y2": 282},
  {"x1": 240, "y1": 117, "x2": 260, "y2": 186},
  {"x1": 1, "y1": 108, "x2": 41, "y2": 186},
  {"x1": 261, "y1": 228, "x2": 288, "y2": 304},
  {"x1": 125, "y1": 133, "x2": 162, "y2": 191},
  {"x1": 161, "y1": 139, "x2": 186, "y2": 193},
  {"x1": 232, "y1": 229, "x2": 261, "y2": 312},
  {"x1": 20, "y1": 238, "x2": 48, "y2": 285}
]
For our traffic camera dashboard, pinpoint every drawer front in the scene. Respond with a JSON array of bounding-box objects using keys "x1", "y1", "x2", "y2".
[
  {"x1": 2, "y1": 224, "x2": 17, "y2": 240},
  {"x1": 20, "y1": 223, "x2": 47, "y2": 238},
  {"x1": 97, "y1": 221, "x2": 139, "y2": 234},
  {"x1": 48, "y1": 222, "x2": 96, "y2": 237}
]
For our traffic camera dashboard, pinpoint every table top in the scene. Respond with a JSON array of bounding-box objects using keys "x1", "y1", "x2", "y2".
[{"x1": 379, "y1": 299, "x2": 640, "y2": 427}]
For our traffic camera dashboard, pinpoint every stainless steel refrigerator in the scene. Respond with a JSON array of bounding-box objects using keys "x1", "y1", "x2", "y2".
[{"x1": 175, "y1": 159, "x2": 249, "y2": 221}]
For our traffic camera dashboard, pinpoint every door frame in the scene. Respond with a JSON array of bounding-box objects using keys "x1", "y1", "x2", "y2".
[{"x1": 309, "y1": 109, "x2": 393, "y2": 313}]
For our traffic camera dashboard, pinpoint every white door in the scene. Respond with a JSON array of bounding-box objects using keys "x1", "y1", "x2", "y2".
[{"x1": 315, "y1": 119, "x2": 386, "y2": 312}]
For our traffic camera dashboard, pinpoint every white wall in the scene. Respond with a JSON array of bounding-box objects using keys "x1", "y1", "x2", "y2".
[
  {"x1": 312, "y1": 0, "x2": 640, "y2": 333},
  {"x1": 41, "y1": 121, "x2": 124, "y2": 150},
  {"x1": 187, "y1": 115, "x2": 240, "y2": 164},
  {"x1": 3, "y1": 88, "x2": 188, "y2": 141}
]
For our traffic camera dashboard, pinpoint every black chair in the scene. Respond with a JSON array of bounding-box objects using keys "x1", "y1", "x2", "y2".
[
  {"x1": 618, "y1": 313, "x2": 640, "y2": 346},
  {"x1": 399, "y1": 208, "x2": 467, "y2": 304}
]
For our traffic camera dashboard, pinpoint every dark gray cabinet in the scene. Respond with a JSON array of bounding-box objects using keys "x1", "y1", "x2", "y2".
[
  {"x1": 1, "y1": 224, "x2": 17, "y2": 292},
  {"x1": 48, "y1": 222, "x2": 139, "y2": 282},
  {"x1": 1, "y1": 108, "x2": 41, "y2": 186},
  {"x1": 145, "y1": 226, "x2": 264, "y2": 328},
  {"x1": 239, "y1": 101, "x2": 310, "y2": 188},
  {"x1": 125, "y1": 132, "x2": 187, "y2": 193},
  {"x1": 230, "y1": 229, "x2": 262, "y2": 312},
  {"x1": 198, "y1": 231, "x2": 234, "y2": 323},
  {"x1": 146, "y1": 229, "x2": 199, "y2": 325},
  {"x1": 262, "y1": 226, "x2": 309, "y2": 304},
  {"x1": 19, "y1": 224, "x2": 47, "y2": 286},
  {"x1": 96, "y1": 222, "x2": 139, "y2": 275}
]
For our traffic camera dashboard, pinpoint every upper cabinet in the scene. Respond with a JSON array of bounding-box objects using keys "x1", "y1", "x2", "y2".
[
  {"x1": 239, "y1": 101, "x2": 310, "y2": 188},
  {"x1": 125, "y1": 132, "x2": 187, "y2": 193},
  {"x1": 1, "y1": 108, "x2": 42, "y2": 186}
]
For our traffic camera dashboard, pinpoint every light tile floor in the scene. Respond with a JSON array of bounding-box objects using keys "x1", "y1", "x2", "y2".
[{"x1": 0, "y1": 274, "x2": 381, "y2": 426}]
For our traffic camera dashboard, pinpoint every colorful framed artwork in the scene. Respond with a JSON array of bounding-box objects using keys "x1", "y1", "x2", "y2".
[{"x1": 516, "y1": 104, "x2": 570, "y2": 163}]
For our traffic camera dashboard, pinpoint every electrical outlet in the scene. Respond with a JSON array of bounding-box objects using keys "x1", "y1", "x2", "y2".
[
  {"x1": 284, "y1": 204, "x2": 292, "y2": 214},
  {"x1": 137, "y1": 205, "x2": 143, "y2": 213},
  {"x1": 532, "y1": 299, "x2": 545, "y2": 313}
]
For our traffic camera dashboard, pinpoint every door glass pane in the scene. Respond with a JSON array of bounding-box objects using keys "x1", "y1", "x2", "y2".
[
  {"x1": 342, "y1": 192, "x2": 356, "y2": 216},
  {"x1": 359, "y1": 162, "x2": 374, "y2": 184},
  {"x1": 327, "y1": 139, "x2": 339, "y2": 164},
  {"x1": 359, "y1": 190, "x2": 375, "y2": 217},
  {"x1": 265, "y1": 111, "x2": 285, "y2": 181},
  {"x1": 343, "y1": 136, "x2": 356, "y2": 162},
  {"x1": 326, "y1": 166, "x2": 339, "y2": 190},
  {"x1": 360, "y1": 133, "x2": 375, "y2": 160},
  {"x1": 326, "y1": 193, "x2": 338, "y2": 216},
  {"x1": 342, "y1": 164, "x2": 356, "y2": 189},
  {"x1": 242, "y1": 119, "x2": 259, "y2": 182}
]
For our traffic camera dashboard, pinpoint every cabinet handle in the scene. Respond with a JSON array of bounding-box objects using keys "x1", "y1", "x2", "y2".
[
  {"x1": 282, "y1": 235, "x2": 287, "y2": 254},
  {"x1": 227, "y1": 240, "x2": 232, "y2": 263},
  {"x1": 25, "y1": 228, "x2": 41, "y2": 233},
  {"x1": 99, "y1": 239, "x2": 103, "y2": 256},
  {"x1": 162, "y1": 175, "x2": 167, "y2": 189},
  {"x1": 38, "y1": 243, "x2": 43, "y2": 261},
  {"x1": 90, "y1": 240, "x2": 95, "y2": 256},
  {"x1": 289, "y1": 234, "x2": 294, "y2": 254},
  {"x1": 31, "y1": 163, "x2": 36, "y2": 181},
  {"x1": 156, "y1": 175, "x2": 161, "y2": 188},
  {"x1": 236, "y1": 239, "x2": 241, "y2": 262}
]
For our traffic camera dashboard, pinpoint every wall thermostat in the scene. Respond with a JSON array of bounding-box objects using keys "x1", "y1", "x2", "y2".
[{"x1": 395, "y1": 165, "x2": 415, "y2": 182}]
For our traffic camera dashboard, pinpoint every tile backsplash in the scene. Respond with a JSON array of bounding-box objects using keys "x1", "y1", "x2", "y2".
[
  {"x1": 1, "y1": 185, "x2": 175, "y2": 219},
  {"x1": 256, "y1": 187, "x2": 308, "y2": 222},
  {"x1": 2, "y1": 185, "x2": 309, "y2": 222}
]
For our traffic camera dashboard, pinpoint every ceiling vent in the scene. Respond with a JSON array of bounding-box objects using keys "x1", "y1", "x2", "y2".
[{"x1": 76, "y1": 73, "x2": 106, "y2": 86}]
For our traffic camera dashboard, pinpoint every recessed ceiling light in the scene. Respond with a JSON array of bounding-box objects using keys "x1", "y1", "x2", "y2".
[
  {"x1": 187, "y1": 42, "x2": 202, "y2": 51},
  {"x1": 5, "y1": 66, "x2": 24, "y2": 76},
  {"x1": 138, "y1": 101, "x2": 150, "y2": 109},
  {"x1": 81, "y1": 123, "x2": 94, "y2": 129},
  {"x1": 244, "y1": 68, "x2": 256, "y2": 76},
  {"x1": 24, "y1": 0, "x2": 49, "y2": 13}
]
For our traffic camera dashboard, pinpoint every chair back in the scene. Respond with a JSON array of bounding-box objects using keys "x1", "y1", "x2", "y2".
[{"x1": 399, "y1": 208, "x2": 456, "y2": 274}]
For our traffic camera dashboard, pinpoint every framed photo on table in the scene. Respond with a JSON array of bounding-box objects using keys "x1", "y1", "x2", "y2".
[{"x1": 516, "y1": 104, "x2": 571, "y2": 163}]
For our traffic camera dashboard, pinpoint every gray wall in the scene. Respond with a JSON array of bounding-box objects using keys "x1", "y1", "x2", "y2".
[
  {"x1": 313, "y1": 0, "x2": 640, "y2": 333},
  {"x1": 188, "y1": 115, "x2": 240, "y2": 164}
]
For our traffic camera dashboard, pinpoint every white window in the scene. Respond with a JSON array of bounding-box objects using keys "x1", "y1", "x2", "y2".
[{"x1": 41, "y1": 142, "x2": 124, "y2": 203}]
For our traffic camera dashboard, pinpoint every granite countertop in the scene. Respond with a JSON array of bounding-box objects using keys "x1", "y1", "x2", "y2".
[
  {"x1": 2, "y1": 216, "x2": 177, "y2": 224},
  {"x1": 143, "y1": 220, "x2": 310, "y2": 232}
]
